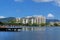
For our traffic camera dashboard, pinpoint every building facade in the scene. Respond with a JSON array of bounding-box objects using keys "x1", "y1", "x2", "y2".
[
  {"x1": 15, "y1": 16, "x2": 46, "y2": 24},
  {"x1": 21, "y1": 16, "x2": 46, "y2": 24},
  {"x1": 15, "y1": 18, "x2": 21, "y2": 23}
]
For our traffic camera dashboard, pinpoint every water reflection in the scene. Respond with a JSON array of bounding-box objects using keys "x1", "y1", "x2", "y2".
[
  {"x1": 7, "y1": 26, "x2": 46, "y2": 31},
  {"x1": 0, "y1": 27, "x2": 60, "y2": 40},
  {"x1": 22, "y1": 27, "x2": 46, "y2": 31}
]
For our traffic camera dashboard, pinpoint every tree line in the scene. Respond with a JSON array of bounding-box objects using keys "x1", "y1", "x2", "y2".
[{"x1": 0, "y1": 19, "x2": 60, "y2": 27}]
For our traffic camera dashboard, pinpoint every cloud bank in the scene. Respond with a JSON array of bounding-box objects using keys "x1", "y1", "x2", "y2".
[
  {"x1": 33, "y1": 0, "x2": 60, "y2": 6},
  {"x1": 14, "y1": 0, "x2": 23, "y2": 2},
  {"x1": 14, "y1": 0, "x2": 60, "y2": 7},
  {"x1": 32, "y1": 0, "x2": 53, "y2": 2},
  {"x1": 0, "y1": 16, "x2": 5, "y2": 18}
]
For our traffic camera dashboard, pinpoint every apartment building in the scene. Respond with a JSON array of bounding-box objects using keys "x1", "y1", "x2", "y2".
[{"x1": 21, "y1": 16, "x2": 46, "y2": 24}]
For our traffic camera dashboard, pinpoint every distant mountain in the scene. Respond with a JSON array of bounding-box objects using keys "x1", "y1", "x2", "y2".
[
  {"x1": 0, "y1": 17, "x2": 16, "y2": 23},
  {"x1": 46, "y1": 19, "x2": 60, "y2": 23}
]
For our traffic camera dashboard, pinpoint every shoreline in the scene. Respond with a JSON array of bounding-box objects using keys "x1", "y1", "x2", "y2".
[{"x1": 0, "y1": 25, "x2": 60, "y2": 28}]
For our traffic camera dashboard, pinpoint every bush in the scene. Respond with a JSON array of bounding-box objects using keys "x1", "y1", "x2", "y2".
[
  {"x1": 40, "y1": 23, "x2": 46, "y2": 26},
  {"x1": 0, "y1": 22, "x2": 4, "y2": 25},
  {"x1": 54, "y1": 23, "x2": 58, "y2": 26},
  {"x1": 32, "y1": 23, "x2": 38, "y2": 26}
]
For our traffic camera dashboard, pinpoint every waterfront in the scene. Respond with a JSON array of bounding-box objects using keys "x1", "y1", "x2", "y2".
[{"x1": 0, "y1": 27, "x2": 60, "y2": 40}]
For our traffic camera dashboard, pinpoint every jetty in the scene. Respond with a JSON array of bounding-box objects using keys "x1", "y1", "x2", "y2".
[{"x1": 0, "y1": 26, "x2": 22, "y2": 32}]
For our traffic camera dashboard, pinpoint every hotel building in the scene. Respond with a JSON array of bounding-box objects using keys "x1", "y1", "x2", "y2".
[
  {"x1": 21, "y1": 15, "x2": 46, "y2": 24},
  {"x1": 15, "y1": 18, "x2": 21, "y2": 23}
]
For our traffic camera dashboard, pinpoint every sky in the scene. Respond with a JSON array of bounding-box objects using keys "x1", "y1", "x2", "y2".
[{"x1": 0, "y1": 0, "x2": 60, "y2": 19}]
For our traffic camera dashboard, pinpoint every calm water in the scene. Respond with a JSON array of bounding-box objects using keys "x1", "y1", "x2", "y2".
[{"x1": 0, "y1": 27, "x2": 60, "y2": 40}]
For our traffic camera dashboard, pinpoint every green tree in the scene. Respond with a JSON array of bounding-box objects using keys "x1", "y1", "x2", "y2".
[
  {"x1": 8, "y1": 20, "x2": 17, "y2": 25},
  {"x1": 0, "y1": 22, "x2": 4, "y2": 25},
  {"x1": 32, "y1": 23, "x2": 38, "y2": 26},
  {"x1": 54, "y1": 23, "x2": 58, "y2": 26},
  {"x1": 40, "y1": 23, "x2": 46, "y2": 26}
]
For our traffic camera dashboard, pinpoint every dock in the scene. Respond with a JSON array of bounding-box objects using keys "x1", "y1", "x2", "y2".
[{"x1": 0, "y1": 28, "x2": 22, "y2": 32}]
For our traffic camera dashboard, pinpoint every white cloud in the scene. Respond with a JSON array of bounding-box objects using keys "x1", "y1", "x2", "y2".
[
  {"x1": 14, "y1": 0, "x2": 60, "y2": 7},
  {"x1": 54, "y1": 0, "x2": 60, "y2": 6},
  {"x1": 32, "y1": 0, "x2": 60, "y2": 7},
  {"x1": 32, "y1": 0, "x2": 53, "y2": 2},
  {"x1": 0, "y1": 16, "x2": 5, "y2": 18},
  {"x1": 47, "y1": 13, "x2": 54, "y2": 18},
  {"x1": 14, "y1": 0, "x2": 23, "y2": 2}
]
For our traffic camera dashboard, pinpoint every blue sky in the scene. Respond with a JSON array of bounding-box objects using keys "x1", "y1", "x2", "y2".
[{"x1": 0, "y1": 0, "x2": 60, "y2": 19}]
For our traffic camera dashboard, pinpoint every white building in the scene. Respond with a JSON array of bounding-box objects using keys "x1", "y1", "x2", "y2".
[
  {"x1": 21, "y1": 15, "x2": 46, "y2": 24},
  {"x1": 36, "y1": 16, "x2": 46, "y2": 24},
  {"x1": 16, "y1": 18, "x2": 21, "y2": 23}
]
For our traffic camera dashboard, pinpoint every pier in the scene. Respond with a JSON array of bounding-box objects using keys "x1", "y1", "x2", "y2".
[
  {"x1": 0, "y1": 28, "x2": 22, "y2": 32},
  {"x1": 0, "y1": 26, "x2": 46, "y2": 32}
]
